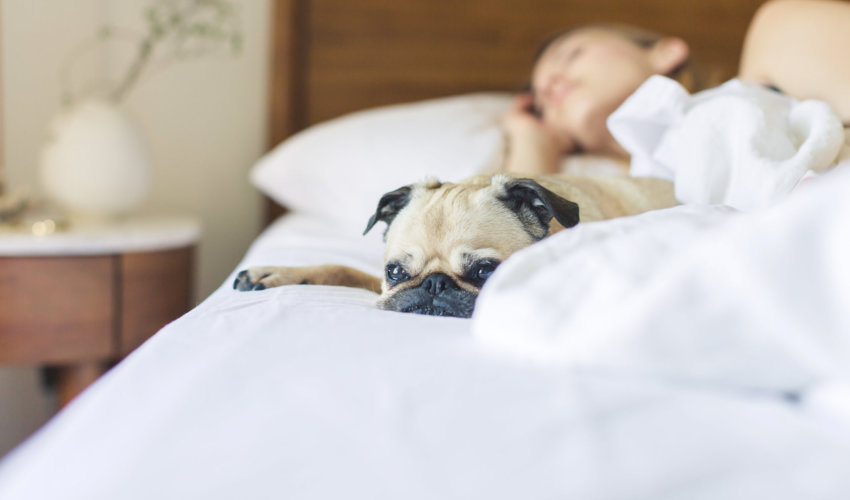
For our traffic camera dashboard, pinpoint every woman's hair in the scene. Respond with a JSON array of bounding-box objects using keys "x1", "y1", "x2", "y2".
[{"x1": 534, "y1": 23, "x2": 712, "y2": 93}]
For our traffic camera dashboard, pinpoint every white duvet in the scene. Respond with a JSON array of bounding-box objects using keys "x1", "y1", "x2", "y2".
[
  {"x1": 474, "y1": 165, "x2": 850, "y2": 410},
  {"x1": 2, "y1": 174, "x2": 850, "y2": 498}
]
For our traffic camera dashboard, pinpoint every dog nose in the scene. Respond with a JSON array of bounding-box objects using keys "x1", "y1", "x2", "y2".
[{"x1": 420, "y1": 273, "x2": 459, "y2": 295}]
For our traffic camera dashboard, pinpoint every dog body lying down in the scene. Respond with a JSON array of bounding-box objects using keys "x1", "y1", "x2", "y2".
[{"x1": 234, "y1": 174, "x2": 677, "y2": 317}]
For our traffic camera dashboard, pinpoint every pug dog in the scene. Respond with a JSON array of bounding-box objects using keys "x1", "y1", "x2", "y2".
[{"x1": 234, "y1": 174, "x2": 677, "y2": 318}]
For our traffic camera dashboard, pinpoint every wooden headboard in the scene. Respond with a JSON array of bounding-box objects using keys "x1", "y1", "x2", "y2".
[{"x1": 266, "y1": 0, "x2": 766, "y2": 219}]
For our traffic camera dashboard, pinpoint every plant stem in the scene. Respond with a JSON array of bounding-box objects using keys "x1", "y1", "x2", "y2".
[
  {"x1": 106, "y1": 0, "x2": 238, "y2": 103},
  {"x1": 111, "y1": 40, "x2": 154, "y2": 103}
]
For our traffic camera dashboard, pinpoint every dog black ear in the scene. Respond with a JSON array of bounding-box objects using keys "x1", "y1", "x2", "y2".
[
  {"x1": 363, "y1": 185, "x2": 413, "y2": 236},
  {"x1": 499, "y1": 178, "x2": 580, "y2": 240}
]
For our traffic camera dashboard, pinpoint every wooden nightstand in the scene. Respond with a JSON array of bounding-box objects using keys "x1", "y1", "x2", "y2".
[{"x1": 0, "y1": 216, "x2": 200, "y2": 406}]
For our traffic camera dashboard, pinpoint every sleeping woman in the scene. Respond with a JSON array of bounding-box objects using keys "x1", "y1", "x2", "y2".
[{"x1": 503, "y1": 0, "x2": 850, "y2": 176}]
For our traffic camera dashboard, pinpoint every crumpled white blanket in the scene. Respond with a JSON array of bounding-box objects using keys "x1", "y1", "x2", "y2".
[
  {"x1": 472, "y1": 165, "x2": 850, "y2": 423},
  {"x1": 608, "y1": 75, "x2": 848, "y2": 210}
]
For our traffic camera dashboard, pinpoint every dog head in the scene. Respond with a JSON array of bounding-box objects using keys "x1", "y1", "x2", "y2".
[{"x1": 363, "y1": 174, "x2": 580, "y2": 318}]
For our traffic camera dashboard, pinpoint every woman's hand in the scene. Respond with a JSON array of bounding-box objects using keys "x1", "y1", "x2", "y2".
[
  {"x1": 501, "y1": 94, "x2": 571, "y2": 175},
  {"x1": 502, "y1": 93, "x2": 549, "y2": 141}
]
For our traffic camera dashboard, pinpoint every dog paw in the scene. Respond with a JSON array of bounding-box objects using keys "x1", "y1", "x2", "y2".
[
  {"x1": 233, "y1": 267, "x2": 275, "y2": 291},
  {"x1": 234, "y1": 269, "x2": 262, "y2": 291},
  {"x1": 233, "y1": 266, "x2": 313, "y2": 292}
]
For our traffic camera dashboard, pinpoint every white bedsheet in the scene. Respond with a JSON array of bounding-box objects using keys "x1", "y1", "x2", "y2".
[{"x1": 2, "y1": 173, "x2": 850, "y2": 498}]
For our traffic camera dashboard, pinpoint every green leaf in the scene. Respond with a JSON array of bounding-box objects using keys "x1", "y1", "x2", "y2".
[{"x1": 230, "y1": 33, "x2": 242, "y2": 54}]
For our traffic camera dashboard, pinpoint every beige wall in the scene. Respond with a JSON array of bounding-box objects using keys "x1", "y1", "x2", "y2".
[{"x1": 0, "y1": 0, "x2": 269, "y2": 458}]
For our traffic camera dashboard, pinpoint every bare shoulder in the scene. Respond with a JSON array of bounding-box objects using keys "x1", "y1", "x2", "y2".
[{"x1": 739, "y1": 0, "x2": 850, "y2": 121}]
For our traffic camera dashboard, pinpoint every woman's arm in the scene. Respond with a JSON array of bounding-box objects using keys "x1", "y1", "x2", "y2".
[
  {"x1": 739, "y1": 0, "x2": 850, "y2": 122},
  {"x1": 501, "y1": 94, "x2": 564, "y2": 175}
]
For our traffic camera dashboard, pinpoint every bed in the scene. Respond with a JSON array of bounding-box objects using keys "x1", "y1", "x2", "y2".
[{"x1": 3, "y1": 0, "x2": 850, "y2": 498}]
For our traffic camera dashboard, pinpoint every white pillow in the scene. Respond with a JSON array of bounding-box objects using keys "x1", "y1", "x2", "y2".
[{"x1": 251, "y1": 93, "x2": 512, "y2": 229}]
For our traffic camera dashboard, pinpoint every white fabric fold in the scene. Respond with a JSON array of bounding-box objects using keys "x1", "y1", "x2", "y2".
[{"x1": 608, "y1": 76, "x2": 846, "y2": 210}]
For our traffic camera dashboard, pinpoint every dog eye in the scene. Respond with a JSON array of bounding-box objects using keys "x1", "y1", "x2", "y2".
[
  {"x1": 471, "y1": 261, "x2": 499, "y2": 282},
  {"x1": 385, "y1": 264, "x2": 410, "y2": 284}
]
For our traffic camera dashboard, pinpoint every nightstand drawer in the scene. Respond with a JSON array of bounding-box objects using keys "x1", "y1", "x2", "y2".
[
  {"x1": 120, "y1": 246, "x2": 193, "y2": 355},
  {"x1": 0, "y1": 256, "x2": 116, "y2": 363},
  {"x1": 0, "y1": 216, "x2": 200, "y2": 405}
]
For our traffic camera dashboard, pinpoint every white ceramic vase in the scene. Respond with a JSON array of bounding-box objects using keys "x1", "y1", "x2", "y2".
[{"x1": 40, "y1": 99, "x2": 151, "y2": 220}]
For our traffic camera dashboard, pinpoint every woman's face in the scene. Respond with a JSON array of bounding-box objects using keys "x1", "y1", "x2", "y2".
[{"x1": 531, "y1": 29, "x2": 660, "y2": 154}]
